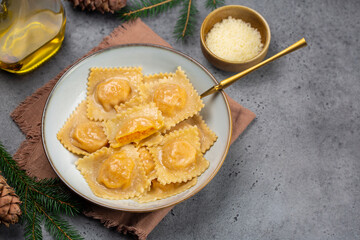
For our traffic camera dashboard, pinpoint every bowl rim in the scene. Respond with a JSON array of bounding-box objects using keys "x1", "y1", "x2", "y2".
[
  {"x1": 41, "y1": 43, "x2": 233, "y2": 212},
  {"x1": 200, "y1": 5, "x2": 271, "y2": 64}
]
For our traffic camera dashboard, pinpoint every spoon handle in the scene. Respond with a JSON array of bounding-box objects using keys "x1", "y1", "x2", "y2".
[{"x1": 200, "y1": 38, "x2": 308, "y2": 98}]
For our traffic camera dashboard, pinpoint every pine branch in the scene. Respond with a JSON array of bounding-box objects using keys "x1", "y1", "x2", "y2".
[
  {"x1": 118, "y1": 0, "x2": 226, "y2": 40},
  {"x1": 0, "y1": 142, "x2": 83, "y2": 240},
  {"x1": 32, "y1": 179, "x2": 80, "y2": 216},
  {"x1": 119, "y1": 0, "x2": 182, "y2": 20},
  {"x1": 0, "y1": 145, "x2": 81, "y2": 216},
  {"x1": 23, "y1": 208, "x2": 43, "y2": 240},
  {"x1": 205, "y1": 0, "x2": 225, "y2": 10},
  {"x1": 173, "y1": 0, "x2": 198, "y2": 40},
  {"x1": 40, "y1": 204, "x2": 83, "y2": 240}
]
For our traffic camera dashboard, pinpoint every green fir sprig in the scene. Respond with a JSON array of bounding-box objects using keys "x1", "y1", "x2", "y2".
[
  {"x1": 0, "y1": 142, "x2": 83, "y2": 240},
  {"x1": 173, "y1": 0, "x2": 198, "y2": 40},
  {"x1": 118, "y1": 0, "x2": 225, "y2": 40},
  {"x1": 205, "y1": 0, "x2": 225, "y2": 10},
  {"x1": 119, "y1": 0, "x2": 183, "y2": 20}
]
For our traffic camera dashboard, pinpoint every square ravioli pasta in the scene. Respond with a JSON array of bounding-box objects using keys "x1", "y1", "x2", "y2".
[
  {"x1": 149, "y1": 126, "x2": 209, "y2": 185},
  {"x1": 87, "y1": 67, "x2": 143, "y2": 121},
  {"x1": 57, "y1": 100, "x2": 108, "y2": 156},
  {"x1": 57, "y1": 65, "x2": 219, "y2": 203},
  {"x1": 138, "y1": 147, "x2": 157, "y2": 181},
  {"x1": 139, "y1": 67, "x2": 204, "y2": 130},
  {"x1": 104, "y1": 103, "x2": 164, "y2": 148},
  {"x1": 76, "y1": 145, "x2": 151, "y2": 200},
  {"x1": 135, "y1": 178, "x2": 197, "y2": 203},
  {"x1": 142, "y1": 71, "x2": 174, "y2": 84},
  {"x1": 167, "y1": 114, "x2": 218, "y2": 153}
]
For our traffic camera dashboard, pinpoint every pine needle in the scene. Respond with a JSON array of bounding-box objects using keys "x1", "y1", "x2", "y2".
[
  {"x1": 0, "y1": 142, "x2": 83, "y2": 240},
  {"x1": 119, "y1": 0, "x2": 182, "y2": 20},
  {"x1": 173, "y1": 0, "x2": 198, "y2": 40},
  {"x1": 118, "y1": 0, "x2": 225, "y2": 40},
  {"x1": 41, "y1": 205, "x2": 83, "y2": 240},
  {"x1": 205, "y1": 0, "x2": 225, "y2": 10},
  {"x1": 23, "y1": 207, "x2": 43, "y2": 240}
]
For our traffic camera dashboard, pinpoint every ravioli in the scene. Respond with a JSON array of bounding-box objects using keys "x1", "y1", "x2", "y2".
[
  {"x1": 57, "y1": 100, "x2": 108, "y2": 155},
  {"x1": 143, "y1": 72, "x2": 174, "y2": 84},
  {"x1": 136, "y1": 132, "x2": 163, "y2": 148},
  {"x1": 167, "y1": 114, "x2": 218, "y2": 153},
  {"x1": 136, "y1": 178, "x2": 197, "y2": 203},
  {"x1": 138, "y1": 147, "x2": 157, "y2": 181},
  {"x1": 59, "y1": 66, "x2": 217, "y2": 203},
  {"x1": 104, "y1": 103, "x2": 164, "y2": 148},
  {"x1": 87, "y1": 67, "x2": 143, "y2": 121},
  {"x1": 149, "y1": 126, "x2": 209, "y2": 184},
  {"x1": 76, "y1": 145, "x2": 150, "y2": 200},
  {"x1": 140, "y1": 67, "x2": 204, "y2": 130}
]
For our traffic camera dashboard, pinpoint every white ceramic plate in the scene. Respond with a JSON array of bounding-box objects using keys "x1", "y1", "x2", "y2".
[{"x1": 42, "y1": 44, "x2": 232, "y2": 212}]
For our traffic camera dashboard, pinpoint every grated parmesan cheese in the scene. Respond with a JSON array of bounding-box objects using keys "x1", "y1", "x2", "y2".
[{"x1": 205, "y1": 16, "x2": 263, "y2": 62}]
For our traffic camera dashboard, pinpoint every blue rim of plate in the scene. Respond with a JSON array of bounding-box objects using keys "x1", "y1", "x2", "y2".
[{"x1": 41, "y1": 43, "x2": 233, "y2": 212}]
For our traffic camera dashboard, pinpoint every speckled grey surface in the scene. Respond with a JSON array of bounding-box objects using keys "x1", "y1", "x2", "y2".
[{"x1": 1, "y1": 0, "x2": 360, "y2": 239}]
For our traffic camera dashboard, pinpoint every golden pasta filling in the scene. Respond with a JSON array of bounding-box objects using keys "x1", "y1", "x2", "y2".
[
  {"x1": 115, "y1": 117, "x2": 157, "y2": 146},
  {"x1": 104, "y1": 103, "x2": 164, "y2": 148},
  {"x1": 71, "y1": 122, "x2": 108, "y2": 153},
  {"x1": 153, "y1": 83, "x2": 187, "y2": 116},
  {"x1": 162, "y1": 139, "x2": 196, "y2": 170},
  {"x1": 98, "y1": 151, "x2": 135, "y2": 189},
  {"x1": 96, "y1": 78, "x2": 132, "y2": 112}
]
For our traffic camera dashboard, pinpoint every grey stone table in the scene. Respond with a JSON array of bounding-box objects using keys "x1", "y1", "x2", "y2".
[{"x1": 1, "y1": 0, "x2": 360, "y2": 239}]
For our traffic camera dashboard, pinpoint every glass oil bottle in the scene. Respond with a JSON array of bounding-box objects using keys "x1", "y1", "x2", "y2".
[{"x1": 0, "y1": 0, "x2": 66, "y2": 74}]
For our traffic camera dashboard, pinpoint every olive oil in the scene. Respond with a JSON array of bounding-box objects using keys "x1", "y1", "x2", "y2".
[{"x1": 0, "y1": 0, "x2": 66, "y2": 74}]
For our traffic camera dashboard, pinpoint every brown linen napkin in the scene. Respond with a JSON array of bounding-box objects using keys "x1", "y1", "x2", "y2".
[{"x1": 11, "y1": 18, "x2": 256, "y2": 240}]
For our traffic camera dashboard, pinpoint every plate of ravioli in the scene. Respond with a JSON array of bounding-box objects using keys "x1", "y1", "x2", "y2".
[{"x1": 42, "y1": 44, "x2": 232, "y2": 212}]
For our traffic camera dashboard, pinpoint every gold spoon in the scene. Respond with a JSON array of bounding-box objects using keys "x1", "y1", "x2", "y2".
[{"x1": 200, "y1": 38, "x2": 308, "y2": 98}]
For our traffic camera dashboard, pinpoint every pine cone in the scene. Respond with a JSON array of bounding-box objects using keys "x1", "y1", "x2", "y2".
[
  {"x1": 0, "y1": 172, "x2": 21, "y2": 227},
  {"x1": 68, "y1": 0, "x2": 127, "y2": 14}
]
